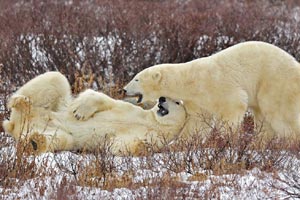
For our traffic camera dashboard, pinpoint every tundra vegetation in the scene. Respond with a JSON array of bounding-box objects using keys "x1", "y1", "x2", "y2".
[{"x1": 0, "y1": 0, "x2": 299, "y2": 199}]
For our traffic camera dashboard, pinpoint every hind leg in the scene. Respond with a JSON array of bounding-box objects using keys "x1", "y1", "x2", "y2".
[
  {"x1": 3, "y1": 95, "x2": 32, "y2": 140},
  {"x1": 7, "y1": 94, "x2": 31, "y2": 109},
  {"x1": 258, "y1": 99, "x2": 300, "y2": 140},
  {"x1": 29, "y1": 130, "x2": 74, "y2": 154},
  {"x1": 268, "y1": 115, "x2": 300, "y2": 138},
  {"x1": 11, "y1": 72, "x2": 71, "y2": 111}
]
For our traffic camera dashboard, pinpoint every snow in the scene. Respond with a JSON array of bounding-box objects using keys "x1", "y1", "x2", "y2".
[
  {"x1": 2, "y1": 1, "x2": 300, "y2": 198},
  {"x1": 1, "y1": 134, "x2": 299, "y2": 200},
  {"x1": 2, "y1": 18, "x2": 300, "y2": 199}
]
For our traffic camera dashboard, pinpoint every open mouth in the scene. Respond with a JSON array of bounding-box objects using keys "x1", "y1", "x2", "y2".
[
  {"x1": 157, "y1": 103, "x2": 169, "y2": 117},
  {"x1": 137, "y1": 94, "x2": 143, "y2": 103},
  {"x1": 126, "y1": 93, "x2": 143, "y2": 103}
]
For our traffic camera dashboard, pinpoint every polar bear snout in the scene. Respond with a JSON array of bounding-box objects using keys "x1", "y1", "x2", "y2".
[
  {"x1": 157, "y1": 98, "x2": 169, "y2": 117},
  {"x1": 123, "y1": 79, "x2": 145, "y2": 103},
  {"x1": 123, "y1": 89, "x2": 143, "y2": 103},
  {"x1": 157, "y1": 105, "x2": 169, "y2": 117},
  {"x1": 159, "y1": 97, "x2": 166, "y2": 103}
]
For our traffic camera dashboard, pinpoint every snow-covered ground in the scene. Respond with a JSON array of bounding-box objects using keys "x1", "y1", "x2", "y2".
[
  {"x1": 1, "y1": 1, "x2": 300, "y2": 199},
  {"x1": 0, "y1": 132, "x2": 299, "y2": 199}
]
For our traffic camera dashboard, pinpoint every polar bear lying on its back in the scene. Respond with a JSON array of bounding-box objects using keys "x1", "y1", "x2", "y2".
[
  {"x1": 124, "y1": 41, "x2": 300, "y2": 139},
  {"x1": 3, "y1": 72, "x2": 186, "y2": 155}
]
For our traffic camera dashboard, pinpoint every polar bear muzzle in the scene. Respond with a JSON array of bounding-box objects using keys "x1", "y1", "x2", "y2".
[
  {"x1": 123, "y1": 89, "x2": 143, "y2": 103},
  {"x1": 157, "y1": 97, "x2": 169, "y2": 117},
  {"x1": 137, "y1": 93, "x2": 143, "y2": 103}
]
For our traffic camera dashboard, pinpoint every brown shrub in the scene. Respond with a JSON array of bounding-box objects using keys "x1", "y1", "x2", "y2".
[
  {"x1": 1, "y1": 1, "x2": 300, "y2": 197},
  {"x1": 1, "y1": 0, "x2": 300, "y2": 90}
]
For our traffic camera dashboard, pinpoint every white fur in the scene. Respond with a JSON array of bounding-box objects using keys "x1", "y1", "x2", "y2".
[
  {"x1": 124, "y1": 41, "x2": 300, "y2": 138},
  {"x1": 3, "y1": 72, "x2": 71, "y2": 140},
  {"x1": 3, "y1": 72, "x2": 187, "y2": 155}
]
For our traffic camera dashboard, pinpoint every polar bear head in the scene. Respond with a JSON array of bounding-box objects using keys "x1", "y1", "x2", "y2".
[
  {"x1": 124, "y1": 66, "x2": 166, "y2": 103},
  {"x1": 152, "y1": 96, "x2": 186, "y2": 126},
  {"x1": 123, "y1": 64, "x2": 182, "y2": 104}
]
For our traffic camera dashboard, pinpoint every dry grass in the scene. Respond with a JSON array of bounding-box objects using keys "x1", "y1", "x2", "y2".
[
  {"x1": 1, "y1": 0, "x2": 300, "y2": 94},
  {"x1": 1, "y1": 118, "x2": 299, "y2": 198},
  {"x1": 1, "y1": 0, "x2": 300, "y2": 198}
]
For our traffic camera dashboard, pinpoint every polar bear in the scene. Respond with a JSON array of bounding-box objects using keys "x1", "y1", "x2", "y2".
[
  {"x1": 123, "y1": 41, "x2": 300, "y2": 139},
  {"x1": 3, "y1": 72, "x2": 187, "y2": 155}
]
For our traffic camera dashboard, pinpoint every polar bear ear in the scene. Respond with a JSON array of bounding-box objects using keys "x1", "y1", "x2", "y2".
[{"x1": 152, "y1": 72, "x2": 161, "y2": 82}]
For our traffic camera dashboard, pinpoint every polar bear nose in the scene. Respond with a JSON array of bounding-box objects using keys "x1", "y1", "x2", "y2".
[
  {"x1": 159, "y1": 97, "x2": 166, "y2": 103},
  {"x1": 123, "y1": 89, "x2": 127, "y2": 94}
]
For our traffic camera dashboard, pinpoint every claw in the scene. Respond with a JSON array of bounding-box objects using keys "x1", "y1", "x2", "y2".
[{"x1": 75, "y1": 114, "x2": 80, "y2": 120}]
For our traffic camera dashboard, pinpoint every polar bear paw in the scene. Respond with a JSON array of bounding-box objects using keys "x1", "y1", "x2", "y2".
[
  {"x1": 29, "y1": 132, "x2": 48, "y2": 154},
  {"x1": 8, "y1": 94, "x2": 30, "y2": 109},
  {"x1": 70, "y1": 98, "x2": 98, "y2": 121},
  {"x1": 2, "y1": 120, "x2": 14, "y2": 134}
]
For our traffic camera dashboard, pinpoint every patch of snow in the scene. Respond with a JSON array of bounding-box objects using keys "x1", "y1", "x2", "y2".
[{"x1": 1, "y1": 133, "x2": 299, "y2": 199}]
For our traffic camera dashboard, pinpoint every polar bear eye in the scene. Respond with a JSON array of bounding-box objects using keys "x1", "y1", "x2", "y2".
[
  {"x1": 135, "y1": 79, "x2": 139, "y2": 82},
  {"x1": 175, "y1": 101, "x2": 180, "y2": 105}
]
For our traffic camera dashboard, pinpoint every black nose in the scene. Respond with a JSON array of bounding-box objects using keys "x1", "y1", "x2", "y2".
[
  {"x1": 123, "y1": 89, "x2": 127, "y2": 94},
  {"x1": 159, "y1": 97, "x2": 166, "y2": 103}
]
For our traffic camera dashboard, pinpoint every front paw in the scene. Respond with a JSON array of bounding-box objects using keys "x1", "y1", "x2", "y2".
[
  {"x1": 8, "y1": 94, "x2": 30, "y2": 109},
  {"x1": 70, "y1": 100, "x2": 97, "y2": 121}
]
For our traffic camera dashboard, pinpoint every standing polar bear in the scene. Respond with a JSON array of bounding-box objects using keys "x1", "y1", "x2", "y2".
[
  {"x1": 124, "y1": 41, "x2": 300, "y2": 138},
  {"x1": 3, "y1": 72, "x2": 187, "y2": 155}
]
